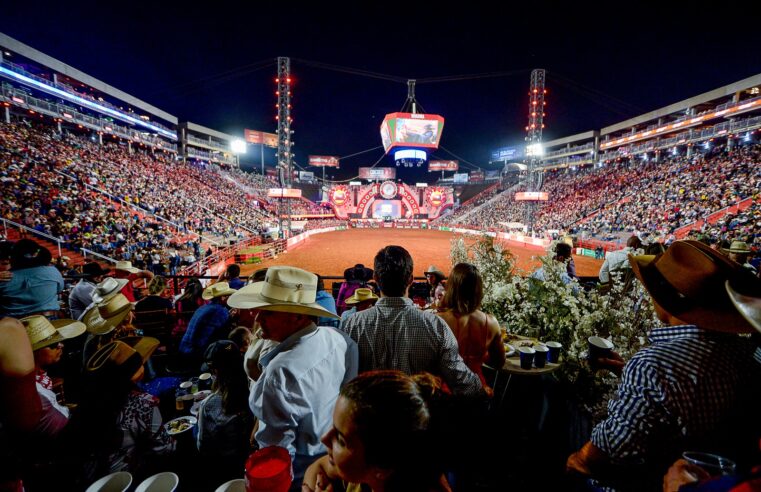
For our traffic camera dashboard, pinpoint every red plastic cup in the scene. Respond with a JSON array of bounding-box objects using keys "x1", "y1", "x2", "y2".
[{"x1": 245, "y1": 446, "x2": 292, "y2": 492}]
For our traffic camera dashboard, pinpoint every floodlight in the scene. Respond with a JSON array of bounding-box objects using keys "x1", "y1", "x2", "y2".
[{"x1": 231, "y1": 139, "x2": 247, "y2": 154}]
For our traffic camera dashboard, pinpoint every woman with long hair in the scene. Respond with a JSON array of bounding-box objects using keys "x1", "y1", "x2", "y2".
[
  {"x1": 171, "y1": 277, "x2": 204, "y2": 344},
  {"x1": 304, "y1": 370, "x2": 451, "y2": 492},
  {"x1": 437, "y1": 263, "x2": 505, "y2": 393}
]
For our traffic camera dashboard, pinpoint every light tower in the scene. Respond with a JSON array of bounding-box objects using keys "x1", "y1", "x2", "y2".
[
  {"x1": 276, "y1": 56, "x2": 293, "y2": 236},
  {"x1": 524, "y1": 69, "x2": 546, "y2": 231}
]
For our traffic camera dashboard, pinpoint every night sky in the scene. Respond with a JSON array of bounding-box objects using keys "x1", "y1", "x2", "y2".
[{"x1": 2, "y1": 2, "x2": 760, "y2": 182}]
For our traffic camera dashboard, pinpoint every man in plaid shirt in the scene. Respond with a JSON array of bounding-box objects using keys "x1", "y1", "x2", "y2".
[
  {"x1": 341, "y1": 245, "x2": 483, "y2": 397},
  {"x1": 567, "y1": 241, "x2": 761, "y2": 491}
]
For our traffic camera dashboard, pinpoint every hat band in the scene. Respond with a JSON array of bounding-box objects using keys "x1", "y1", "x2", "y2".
[{"x1": 259, "y1": 283, "x2": 317, "y2": 305}]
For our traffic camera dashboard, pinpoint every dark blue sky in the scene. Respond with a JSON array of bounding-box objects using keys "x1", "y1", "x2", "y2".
[{"x1": 2, "y1": 2, "x2": 760, "y2": 181}]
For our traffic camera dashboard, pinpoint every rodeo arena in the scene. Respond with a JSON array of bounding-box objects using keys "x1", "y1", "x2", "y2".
[{"x1": 1, "y1": 28, "x2": 761, "y2": 492}]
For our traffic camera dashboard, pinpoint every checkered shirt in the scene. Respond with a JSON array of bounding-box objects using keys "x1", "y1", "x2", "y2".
[
  {"x1": 341, "y1": 297, "x2": 483, "y2": 397},
  {"x1": 591, "y1": 325, "x2": 761, "y2": 467}
]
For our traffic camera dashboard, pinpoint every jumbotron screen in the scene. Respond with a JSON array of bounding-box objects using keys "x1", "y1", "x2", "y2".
[
  {"x1": 380, "y1": 113, "x2": 445, "y2": 153},
  {"x1": 371, "y1": 200, "x2": 402, "y2": 219}
]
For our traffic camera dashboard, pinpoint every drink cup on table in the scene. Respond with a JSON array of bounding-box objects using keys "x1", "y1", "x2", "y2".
[
  {"x1": 533, "y1": 345, "x2": 549, "y2": 368},
  {"x1": 518, "y1": 346, "x2": 535, "y2": 370},
  {"x1": 199, "y1": 372, "x2": 212, "y2": 390},
  {"x1": 546, "y1": 341, "x2": 562, "y2": 363}
]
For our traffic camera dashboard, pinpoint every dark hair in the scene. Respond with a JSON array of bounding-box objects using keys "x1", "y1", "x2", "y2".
[
  {"x1": 341, "y1": 370, "x2": 444, "y2": 489},
  {"x1": 208, "y1": 342, "x2": 249, "y2": 415},
  {"x1": 227, "y1": 264, "x2": 241, "y2": 278},
  {"x1": 316, "y1": 274, "x2": 325, "y2": 292},
  {"x1": 627, "y1": 235, "x2": 642, "y2": 249},
  {"x1": 554, "y1": 242, "x2": 572, "y2": 260},
  {"x1": 373, "y1": 246, "x2": 413, "y2": 297},
  {"x1": 228, "y1": 326, "x2": 252, "y2": 349},
  {"x1": 251, "y1": 268, "x2": 268, "y2": 283},
  {"x1": 178, "y1": 278, "x2": 203, "y2": 304},
  {"x1": 440, "y1": 263, "x2": 483, "y2": 315},
  {"x1": 0, "y1": 241, "x2": 14, "y2": 261},
  {"x1": 10, "y1": 239, "x2": 52, "y2": 269}
]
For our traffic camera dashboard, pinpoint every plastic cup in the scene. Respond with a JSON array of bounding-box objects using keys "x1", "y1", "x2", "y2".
[
  {"x1": 245, "y1": 446, "x2": 292, "y2": 492},
  {"x1": 546, "y1": 341, "x2": 562, "y2": 363},
  {"x1": 682, "y1": 451, "x2": 737, "y2": 476},
  {"x1": 533, "y1": 345, "x2": 549, "y2": 368},
  {"x1": 518, "y1": 347, "x2": 535, "y2": 370},
  {"x1": 588, "y1": 336, "x2": 614, "y2": 363},
  {"x1": 199, "y1": 372, "x2": 212, "y2": 390}
]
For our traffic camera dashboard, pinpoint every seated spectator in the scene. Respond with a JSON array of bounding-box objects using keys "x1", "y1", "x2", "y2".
[
  {"x1": 599, "y1": 236, "x2": 643, "y2": 284},
  {"x1": 424, "y1": 265, "x2": 447, "y2": 307},
  {"x1": 178, "y1": 282, "x2": 236, "y2": 366},
  {"x1": 228, "y1": 326, "x2": 252, "y2": 355},
  {"x1": 21, "y1": 315, "x2": 86, "y2": 436},
  {"x1": 567, "y1": 240, "x2": 761, "y2": 490},
  {"x1": 725, "y1": 240, "x2": 757, "y2": 274},
  {"x1": 437, "y1": 263, "x2": 506, "y2": 393},
  {"x1": 217, "y1": 264, "x2": 245, "y2": 290},
  {"x1": 336, "y1": 264, "x2": 371, "y2": 314},
  {"x1": 68, "y1": 262, "x2": 111, "y2": 321},
  {"x1": 0, "y1": 239, "x2": 63, "y2": 319},
  {"x1": 315, "y1": 275, "x2": 339, "y2": 328},
  {"x1": 172, "y1": 277, "x2": 205, "y2": 343},
  {"x1": 81, "y1": 293, "x2": 137, "y2": 367},
  {"x1": 303, "y1": 370, "x2": 452, "y2": 492},
  {"x1": 73, "y1": 337, "x2": 172, "y2": 480},
  {"x1": 531, "y1": 242, "x2": 575, "y2": 286},
  {"x1": 135, "y1": 275, "x2": 173, "y2": 313},
  {"x1": 196, "y1": 340, "x2": 253, "y2": 485}
]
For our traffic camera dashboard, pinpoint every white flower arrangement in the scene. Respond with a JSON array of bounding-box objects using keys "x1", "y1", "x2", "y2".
[{"x1": 451, "y1": 235, "x2": 660, "y2": 420}]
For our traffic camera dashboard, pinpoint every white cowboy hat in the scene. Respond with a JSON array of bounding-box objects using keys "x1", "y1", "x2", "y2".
[
  {"x1": 424, "y1": 265, "x2": 445, "y2": 278},
  {"x1": 202, "y1": 282, "x2": 236, "y2": 301},
  {"x1": 21, "y1": 315, "x2": 86, "y2": 351},
  {"x1": 84, "y1": 293, "x2": 135, "y2": 335},
  {"x1": 345, "y1": 288, "x2": 379, "y2": 305},
  {"x1": 228, "y1": 266, "x2": 339, "y2": 319},
  {"x1": 91, "y1": 277, "x2": 129, "y2": 303},
  {"x1": 114, "y1": 261, "x2": 140, "y2": 273}
]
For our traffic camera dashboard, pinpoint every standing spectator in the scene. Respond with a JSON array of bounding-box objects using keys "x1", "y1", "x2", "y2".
[
  {"x1": 112, "y1": 261, "x2": 154, "y2": 302},
  {"x1": 0, "y1": 239, "x2": 64, "y2": 319},
  {"x1": 68, "y1": 262, "x2": 110, "y2": 321},
  {"x1": 437, "y1": 263, "x2": 506, "y2": 393},
  {"x1": 227, "y1": 266, "x2": 355, "y2": 483},
  {"x1": 339, "y1": 288, "x2": 379, "y2": 327},
  {"x1": 341, "y1": 246, "x2": 483, "y2": 397},
  {"x1": 598, "y1": 236, "x2": 643, "y2": 284}
]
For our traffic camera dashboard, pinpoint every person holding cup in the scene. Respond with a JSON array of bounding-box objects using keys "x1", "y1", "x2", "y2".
[{"x1": 567, "y1": 241, "x2": 761, "y2": 491}]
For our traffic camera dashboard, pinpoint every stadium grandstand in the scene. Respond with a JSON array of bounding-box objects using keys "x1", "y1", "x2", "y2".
[{"x1": 1, "y1": 24, "x2": 761, "y2": 492}]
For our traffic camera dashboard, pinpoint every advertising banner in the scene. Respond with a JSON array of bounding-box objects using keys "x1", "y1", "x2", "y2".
[
  {"x1": 491, "y1": 146, "x2": 524, "y2": 161},
  {"x1": 267, "y1": 188, "x2": 303, "y2": 198},
  {"x1": 453, "y1": 173, "x2": 469, "y2": 184},
  {"x1": 470, "y1": 170, "x2": 485, "y2": 181},
  {"x1": 245, "y1": 130, "x2": 278, "y2": 148},
  {"x1": 358, "y1": 167, "x2": 396, "y2": 180},
  {"x1": 299, "y1": 171, "x2": 315, "y2": 181},
  {"x1": 428, "y1": 160, "x2": 459, "y2": 172},
  {"x1": 309, "y1": 155, "x2": 340, "y2": 167},
  {"x1": 514, "y1": 191, "x2": 549, "y2": 201}
]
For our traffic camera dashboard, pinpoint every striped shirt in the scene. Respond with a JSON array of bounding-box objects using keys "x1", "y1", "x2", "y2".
[
  {"x1": 341, "y1": 297, "x2": 483, "y2": 397},
  {"x1": 591, "y1": 325, "x2": 761, "y2": 470}
]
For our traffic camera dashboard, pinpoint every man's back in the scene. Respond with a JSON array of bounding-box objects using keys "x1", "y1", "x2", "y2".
[{"x1": 342, "y1": 296, "x2": 482, "y2": 396}]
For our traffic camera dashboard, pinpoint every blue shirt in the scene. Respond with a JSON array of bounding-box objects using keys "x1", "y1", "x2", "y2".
[
  {"x1": 315, "y1": 290, "x2": 338, "y2": 328},
  {"x1": 249, "y1": 323, "x2": 358, "y2": 484},
  {"x1": 178, "y1": 302, "x2": 231, "y2": 358},
  {"x1": 591, "y1": 325, "x2": 761, "y2": 470},
  {"x1": 0, "y1": 266, "x2": 64, "y2": 317},
  {"x1": 228, "y1": 277, "x2": 245, "y2": 290}
]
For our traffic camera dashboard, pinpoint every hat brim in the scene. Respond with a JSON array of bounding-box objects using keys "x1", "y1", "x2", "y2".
[
  {"x1": 345, "y1": 295, "x2": 379, "y2": 305},
  {"x1": 85, "y1": 302, "x2": 134, "y2": 335},
  {"x1": 91, "y1": 278, "x2": 129, "y2": 303},
  {"x1": 118, "y1": 336, "x2": 160, "y2": 362},
  {"x1": 202, "y1": 286, "x2": 236, "y2": 300},
  {"x1": 33, "y1": 319, "x2": 87, "y2": 351},
  {"x1": 629, "y1": 242, "x2": 757, "y2": 333},
  {"x1": 228, "y1": 282, "x2": 339, "y2": 319},
  {"x1": 726, "y1": 281, "x2": 761, "y2": 334}
]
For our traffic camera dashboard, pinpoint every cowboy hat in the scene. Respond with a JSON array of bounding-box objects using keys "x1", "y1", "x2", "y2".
[
  {"x1": 345, "y1": 288, "x2": 379, "y2": 305},
  {"x1": 202, "y1": 281, "x2": 236, "y2": 301},
  {"x1": 424, "y1": 265, "x2": 445, "y2": 278},
  {"x1": 91, "y1": 277, "x2": 129, "y2": 303},
  {"x1": 114, "y1": 261, "x2": 140, "y2": 274},
  {"x1": 725, "y1": 281, "x2": 761, "y2": 333},
  {"x1": 85, "y1": 337, "x2": 159, "y2": 381},
  {"x1": 228, "y1": 266, "x2": 339, "y2": 319},
  {"x1": 629, "y1": 240, "x2": 761, "y2": 333},
  {"x1": 726, "y1": 241, "x2": 751, "y2": 254},
  {"x1": 84, "y1": 293, "x2": 135, "y2": 335},
  {"x1": 21, "y1": 315, "x2": 86, "y2": 351},
  {"x1": 81, "y1": 262, "x2": 111, "y2": 278}
]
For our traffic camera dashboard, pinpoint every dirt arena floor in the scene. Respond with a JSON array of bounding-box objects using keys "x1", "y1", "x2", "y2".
[{"x1": 240, "y1": 229, "x2": 602, "y2": 286}]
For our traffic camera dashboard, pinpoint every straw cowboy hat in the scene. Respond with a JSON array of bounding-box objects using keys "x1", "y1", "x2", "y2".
[
  {"x1": 85, "y1": 337, "x2": 159, "y2": 381},
  {"x1": 228, "y1": 266, "x2": 339, "y2": 319},
  {"x1": 629, "y1": 240, "x2": 761, "y2": 333},
  {"x1": 21, "y1": 315, "x2": 86, "y2": 351},
  {"x1": 424, "y1": 265, "x2": 446, "y2": 279},
  {"x1": 91, "y1": 277, "x2": 129, "y2": 303},
  {"x1": 345, "y1": 288, "x2": 379, "y2": 305},
  {"x1": 726, "y1": 240, "x2": 751, "y2": 254},
  {"x1": 202, "y1": 281, "x2": 236, "y2": 301},
  {"x1": 114, "y1": 261, "x2": 140, "y2": 274},
  {"x1": 726, "y1": 281, "x2": 761, "y2": 333},
  {"x1": 84, "y1": 293, "x2": 135, "y2": 335}
]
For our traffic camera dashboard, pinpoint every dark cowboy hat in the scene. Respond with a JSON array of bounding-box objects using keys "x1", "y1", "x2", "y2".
[{"x1": 629, "y1": 240, "x2": 761, "y2": 333}]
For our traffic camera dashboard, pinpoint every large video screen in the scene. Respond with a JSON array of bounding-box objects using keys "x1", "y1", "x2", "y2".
[
  {"x1": 380, "y1": 113, "x2": 445, "y2": 152},
  {"x1": 372, "y1": 200, "x2": 402, "y2": 219}
]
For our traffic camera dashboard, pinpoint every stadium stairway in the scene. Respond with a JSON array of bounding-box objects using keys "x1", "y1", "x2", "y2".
[{"x1": 4, "y1": 228, "x2": 92, "y2": 265}]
